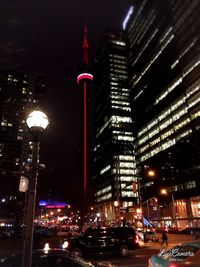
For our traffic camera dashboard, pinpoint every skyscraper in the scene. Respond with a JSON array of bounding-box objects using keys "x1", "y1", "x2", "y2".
[
  {"x1": 0, "y1": 70, "x2": 47, "y2": 221},
  {"x1": 93, "y1": 30, "x2": 136, "y2": 222},
  {"x1": 126, "y1": 0, "x2": 200, "y2": 227}
]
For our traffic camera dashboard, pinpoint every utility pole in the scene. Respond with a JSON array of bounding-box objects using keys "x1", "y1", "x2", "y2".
[
  {"x1": 171, "y1": 192, "x2": 177, "y2": 227},
  {"x1": 114, "y1": 156, "x2": 121, "y2": 224},
  {"x1": 116, "y1": 157, "x2": 120, "y2": 205}
]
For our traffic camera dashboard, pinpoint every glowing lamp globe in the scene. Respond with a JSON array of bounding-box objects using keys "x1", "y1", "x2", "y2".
[
  {"x1": 114, "y1": 200, "x2": 119, "y2": 207},
  {"x1": 26, "y1": 111, "x2": 49, "y2": 130}
]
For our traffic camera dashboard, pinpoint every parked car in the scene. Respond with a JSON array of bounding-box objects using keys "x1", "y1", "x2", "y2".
[
  {"x1": 156, "y1": 226, "x2": 169, "y2": 233},
  {"x1": 191, "y1": 228, "x2": 200, "y2": 239},
  {"x1": 180, "y1": 227, "x2": 200, "y2": 238},
  {"x1": 148, "y1": 240, "x2": 200, "y2": 267},
  {"x1": 167, "y1": 227, "x2": 182, "y2": 234},
  {"x1": 144, "y1": 230, "x2": 159, "y2": 242},
  {"x1": 0, "y1": 248, "x2": 97, "y2": 267},
  {"x1": 58, "y1": 229, "x2": 80, "y2": 238},
  {"x1": 63, "y1": 226, "x2": 139, "y2": 257}
]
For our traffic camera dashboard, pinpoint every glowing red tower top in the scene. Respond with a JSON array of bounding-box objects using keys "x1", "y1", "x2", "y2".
[{"x1": 77, "y1": 26, "x2": 93, "y2": 85}]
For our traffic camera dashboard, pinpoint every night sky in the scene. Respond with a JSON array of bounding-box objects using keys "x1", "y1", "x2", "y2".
[{"x1": 0, "y1": 0, "x2": 133, "y2": 206}]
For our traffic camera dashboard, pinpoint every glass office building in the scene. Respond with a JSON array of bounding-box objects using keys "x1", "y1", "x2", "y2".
[
  {"x1": 93, "y1": 31, "x2": 136, "y2": 222},
  {"x1": 126, "y1": 0, "x2": 200, "y2": 227}
]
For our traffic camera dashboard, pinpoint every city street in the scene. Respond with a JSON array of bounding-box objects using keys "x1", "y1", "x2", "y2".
[
  {"x1": 0, "y1": 234, "x2": 194, "y2": 266},
  {"x1": 92, "y1": 234, "x2": 194, "y2": 266}
]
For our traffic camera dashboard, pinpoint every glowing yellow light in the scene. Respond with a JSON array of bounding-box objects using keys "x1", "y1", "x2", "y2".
[
  {"x1": 136, "y1": 208, "x2": 142, "y2": 214},
  {"x1": 160, "y1": 188, "x2": 167, "y2": 195},
  {"x1": 114, "y1": 201, "x2": 119, "y2": 207},
  {"x1": 148, "y1": 170, "x2": 155, "y2": 177}
]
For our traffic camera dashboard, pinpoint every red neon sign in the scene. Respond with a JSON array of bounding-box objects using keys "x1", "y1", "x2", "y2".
[{"x1": 46, "y1": 205, "x2": 65, "y2": 209}]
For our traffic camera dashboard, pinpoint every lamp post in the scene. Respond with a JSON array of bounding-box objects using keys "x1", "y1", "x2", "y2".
[
  {"x1": 114, "y1": 200, "x2": 119, "y2": 224},
  {"x1": 160, "y1": 188, "x2": 177, "y2": 227},
  {"x1": 114, "y1": 157, "x2": 121, "y2": 224},
  {"x1": 136, "y1": 168, "x2": 155, "y2": 221},
  {"x1": 22, "y1": 110, "x2": 49, "y2": 267}
]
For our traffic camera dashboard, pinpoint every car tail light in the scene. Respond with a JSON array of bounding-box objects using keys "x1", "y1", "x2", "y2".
[
  {"x1": 167, "y1": 263, "x2": 180, "y2": 267},
  {"x1": 135, "y1": 235, "x2": 139, "y2": 243},
  {"x1": 148, "y1": 258, "x2": 152, "y2": 267}
]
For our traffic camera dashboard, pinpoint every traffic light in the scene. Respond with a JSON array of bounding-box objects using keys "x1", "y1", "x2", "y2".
[
  {"x1": 153, "y1": 197, "x2": 158, "y2": 204},
  {"x1": 150, "y1": 197, "x2": 158, "y2": 206}
]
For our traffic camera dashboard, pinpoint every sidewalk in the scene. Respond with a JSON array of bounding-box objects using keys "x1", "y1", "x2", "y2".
[
  {"x1": 0, "y1": 237, "x2": 22, "y2": 251},
  {"x1": 139, "y1": 233, "x2": 194, "y2": 249}
]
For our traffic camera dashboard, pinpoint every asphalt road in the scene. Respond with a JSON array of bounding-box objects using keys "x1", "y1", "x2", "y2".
[
  {"x1": 87, "y1": 247, "x2": 158, "y2": 267},
  {"x1": 87, "y1": 234, "x2": 194, "y2": 267},
  {"x1": 0, "y1": 234, "x2": 195, "y2": 267}
]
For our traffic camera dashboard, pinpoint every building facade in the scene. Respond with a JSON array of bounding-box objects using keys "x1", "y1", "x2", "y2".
[
  {"x1": 93, "y1": 30, "x2": 137, "y2": 223},
  {"x1": 0, "y1": 70, "x2": 47, "y2": 223},
  {"x1": 125, "y1": 0, "x2": 200, "y2": 228}
]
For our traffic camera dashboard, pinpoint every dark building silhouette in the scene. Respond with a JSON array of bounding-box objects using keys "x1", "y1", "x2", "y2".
[{"x1": 0, "y1": 70, "x2": 47, "y2": 222}]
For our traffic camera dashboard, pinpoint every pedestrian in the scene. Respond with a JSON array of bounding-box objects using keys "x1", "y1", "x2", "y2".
[{"x1": 161, "y1": 230, "x2": 168, "y2": 247}]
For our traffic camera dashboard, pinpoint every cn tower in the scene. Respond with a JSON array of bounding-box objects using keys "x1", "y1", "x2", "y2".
[{"x1": 77, "y1": 26, "x2": 93, "y2": 198}]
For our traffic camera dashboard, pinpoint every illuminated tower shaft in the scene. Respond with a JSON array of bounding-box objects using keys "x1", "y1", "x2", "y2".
[{"x1": 77, "y1": 26, "x2": 93, "y2": 197}]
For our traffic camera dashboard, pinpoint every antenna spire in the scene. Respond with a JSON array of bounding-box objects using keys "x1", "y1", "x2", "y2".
[{"x1": 82, "y1": 25, "x2": 89, "y2": 65}]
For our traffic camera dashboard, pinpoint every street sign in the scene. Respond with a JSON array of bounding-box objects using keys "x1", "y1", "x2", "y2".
[
  {"x1": 19, "y1": 176, "x2": 28, "y2": 192},
  {"x1": 128, "y1": 207, "x2": 135, "y2": 212}
]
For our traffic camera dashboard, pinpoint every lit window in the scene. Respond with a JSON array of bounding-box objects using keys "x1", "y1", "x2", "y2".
[
  {"x1": 100, "y1": 165, "x2": 111, "y2": 175},
  {"x1": 119, "y1": 155, "x2": 134, "y2": 161}
]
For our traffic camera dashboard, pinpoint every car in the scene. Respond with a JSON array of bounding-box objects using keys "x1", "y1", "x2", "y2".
[
  {"x1": 179, "y1": 227, "x2": 193, "y2": 235},
  {"x1": 179, "y1": 227, "x2": 200, "y2": 239},
  {"x1": 167, "y1": 227, "x2": 182, "y2": 234},
  {"x1": 148, "y1": 240, "x2": 200, "y2": 267},
  {"x1": 191, "y1": 228, "x2": 200, "y2": 239},
  {"x1": 58, "y1": 229, "x2": 80, "y2": 238},
  {"x1": 0, "y1": 248, "x2": 97, "y2": 267},
  {"x1": 144, "y1": 230, "x2": 159, "y2": 242},
  {"x1": 63, "y1": 226, "x2": 139, "y2": 257}
]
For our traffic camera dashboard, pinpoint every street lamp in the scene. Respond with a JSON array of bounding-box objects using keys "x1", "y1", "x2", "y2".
[
  {"x1": 22, "y1": 110, "x2": 49, "y2": 267},
  {"x1": 114, "y1": 200, "x2": 119, "y2": 208},
  {"x1": 160, "y1": 188, "x2": 167, "y2": 195},
  {"x1": 147, "y1": 170, "x2": 155, "y2": 177}
]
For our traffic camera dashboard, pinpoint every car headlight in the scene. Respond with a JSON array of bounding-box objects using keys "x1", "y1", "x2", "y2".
[
  {"x1": 43, "y1": 243, "x2": 50, "y2": 253},
  {"x1": 62, "y1": 241, "x2": 69, "y2": 249}
]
